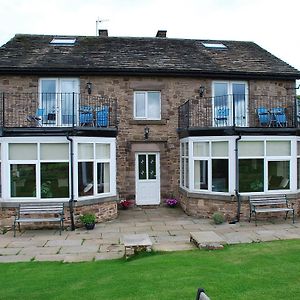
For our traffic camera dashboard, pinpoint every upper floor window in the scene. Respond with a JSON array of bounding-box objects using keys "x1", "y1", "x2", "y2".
[{"x1": 134, "y1": 91, "x2": 161, "y2": 120}]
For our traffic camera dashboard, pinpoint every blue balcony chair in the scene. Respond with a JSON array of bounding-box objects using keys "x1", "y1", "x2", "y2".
[
  {"x1": 271, "y1": 107, "x2": 287, "y2": 127},
  {"x1": 80, "y1": 112, "x2": 93, "y2": 126},
  {"x1": 214, "y1": 107, "x2": 229, "y2": 126},
  {"x1": 96, "y1": 106, "x2": 109, "y2": 127},
  {"x1": 27, "y1": 108, "x2": 44, "y2": 127},
  {"x1": 256, "y1": 107, "x2": 271, "y2": 127},
  {"x1": 79, "y1": 106, "x2": 94, "y2": 126}
]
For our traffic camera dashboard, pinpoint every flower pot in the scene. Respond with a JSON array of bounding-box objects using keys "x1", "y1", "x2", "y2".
[{"x1": 84, "y1": 223, "x2": 95, "y2": 230}]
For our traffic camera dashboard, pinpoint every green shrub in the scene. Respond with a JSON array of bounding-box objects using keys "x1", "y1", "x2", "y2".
[
  {"x1": 212, "y1": 212, "x2": 225, "y2": 225},
  {"x1": 79, "y1": 213, "x2": 96, "y2": 225}
]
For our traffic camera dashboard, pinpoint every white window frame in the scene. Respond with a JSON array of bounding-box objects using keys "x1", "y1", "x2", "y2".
[
  {"x1": 180, "y1": 137, "x2": 235, "y2": 195},
  {"x1": 2, "y1": 137, "x2": 71, "y2": 202},
  {"x1": 238, "y1": 136, "x2": 297, "y2": 194},
  {"x1": 73, "y1": 137, "x2": 116, "y2": 200},
  {"x1": 0, "y1": 136, "x2": 116, "y2": 203},
  {"x1": 133, "y1": 91, "x2": 161, "y2": 120}
]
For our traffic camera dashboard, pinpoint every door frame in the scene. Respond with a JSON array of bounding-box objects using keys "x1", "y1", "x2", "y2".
[
  {"x1": 39, "y1": 78, "x2": 80, "y2": 126},
  {"x1": 135, "y1": 152, "x2": 160, "y2": 205},
  {"x1": 212, "y1": 80, "x2": 248, "y2": 127}
]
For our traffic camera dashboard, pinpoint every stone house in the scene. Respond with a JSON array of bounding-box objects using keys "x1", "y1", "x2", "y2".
[{"x1": 0, "y1": 30, "x2": 300, "y2": 225}]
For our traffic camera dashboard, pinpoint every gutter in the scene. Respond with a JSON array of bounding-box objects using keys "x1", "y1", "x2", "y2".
[
  {"x1": 66, "y1": 133, "x2": 76, "y2": 231},
  {"x1": 0, "y1": 67, "x2": 299, "y2": 80}
]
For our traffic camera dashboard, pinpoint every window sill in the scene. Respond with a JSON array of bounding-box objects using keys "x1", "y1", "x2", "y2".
[{"x1": 129, "y1": 119, "x2": 167, "y2": 125}]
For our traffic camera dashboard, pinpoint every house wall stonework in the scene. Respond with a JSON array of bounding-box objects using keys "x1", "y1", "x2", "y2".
[{"x1": 0, "y1": 75, "x2": 297, "y2": 211}]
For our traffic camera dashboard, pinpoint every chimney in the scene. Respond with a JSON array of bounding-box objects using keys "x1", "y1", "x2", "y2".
[
  {"x1": 156, "y1": 30, "x2": 167, "y2": 38},
  {"x1": 98, "y1": 29, "x2": 108, "y2": 37}
]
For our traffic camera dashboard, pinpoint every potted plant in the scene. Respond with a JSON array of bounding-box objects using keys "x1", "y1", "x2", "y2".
[
  {"x1": 79, "y1": 213, "x2": 96, "y2": 230},
  {"x1": 119, "y1": 199, "x2": 131, "y2": 210},
  {"x1": 165, "y1": 198, "x2": 178, "y2": 208}
]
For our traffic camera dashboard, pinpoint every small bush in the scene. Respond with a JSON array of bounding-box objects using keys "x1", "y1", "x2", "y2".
[{"x1": 212, "y1": 212, "x2": 225, "y2": 225}]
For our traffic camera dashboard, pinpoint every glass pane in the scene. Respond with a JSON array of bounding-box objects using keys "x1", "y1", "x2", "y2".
[
  {"x1": 194, "y1": 160, "x2": 208, "y2": 190},
  {"x1": 41, "y1": 80, "x2": 56, "y2": 124},
  {"x1": 78, "y1": 162, "x2": 94, "y2": 196},
  {"x1": 181, "y1": 158, "x2": 185, "y2": 186},
  {"x1": 185, "y1": 142, "x2": 189, "y2": 156},
  {"x1": 138, "y1": 154, "x2": 147, "y2": 180},
  {"x1": 239, "y1": 159, "x2": 264, "y2": 192},
  {"x1": 147, "y1": 92, "x2": 160, "y2": 119},
  {"x1": 268, "y1": 161, "x2": 290, "y2": 190},
  {"x1": 9, "y1": 144, "x2": 37, "y2": 160},
  {"x1": 266, "y1": 141, "x2": 290, "y2": 156},
  {"x1": 214, "y1": 83, "x2": 228, "y2": 107},
  {"x1": 233, "y1": 83, "x2": 246, "y2": 127},
  {"x1": 78, "y1": 143, "x2": 94, "y2": 160},
  {"x1": 135, "y1": 92, "x2": 146, "y2": 118},
  {"x1": 41, "y1": 163, "x2": 69, "y2": 198},
  {"x1": 193, "y1": 142, "x2": 209, "y2": 157},
  {"x1": 212, "y1": 141, "x2": 228, "y2": 157},
  {"x1": 212, "y1": 159, "x2": 228, "y2": 192},
  {"x1": 239, "y1": 141, "x2": 264, "y2": 157},
  {"x1": 40, "y1": 143, "x2": 69, "y2": 160},
  {"x1": 148, "y1": 154, "x2": 156, "y2": 179},
  {"x1": 10, "y1": 164, "x2": 36, "y2": 197},
  {"x1": 185, "y1": 158, "x2": 189, "y2": 188},
  {"x1": 61, "y1": 80, "x2": 78, "y2": 125},
  {"x1": 298, "y1": 142, "x2": 300, "y2": 156},
  {"x1": 96, "y1": 144, "x2": 110, "y2": 159},
  {"x1": 97, "y1": 162, "x2": 110, "y2": 193}
]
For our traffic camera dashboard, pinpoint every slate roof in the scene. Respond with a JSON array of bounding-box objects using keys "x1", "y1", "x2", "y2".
[{"x1": 0, "y1": 34, "x2": 299, "y2": 79}]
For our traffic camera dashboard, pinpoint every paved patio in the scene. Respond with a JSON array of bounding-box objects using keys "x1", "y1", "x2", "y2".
[{"x1": 0, "y1": 206, "x2": 299, "y2": 263}]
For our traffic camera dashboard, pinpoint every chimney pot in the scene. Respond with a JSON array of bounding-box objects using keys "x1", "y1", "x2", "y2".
[
  {"x1": 98, "y1": 29, "x2": 108, "y2": 37},
  {"x1": 156, "y1": 30, "x2": 167, "y2": 38}
]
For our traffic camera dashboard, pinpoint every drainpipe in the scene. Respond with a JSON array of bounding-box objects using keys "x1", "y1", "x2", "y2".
[
  {"x1": 234, "y1": 134, "x2": 242, "y2": 222},
  {"x1": 66, "y1": 133, "x2": 76, "y2": 231}
]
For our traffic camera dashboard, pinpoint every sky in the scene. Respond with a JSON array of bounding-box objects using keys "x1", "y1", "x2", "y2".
[{"x1": 0, "y1": 0, "x2": 299, "y2": 82}]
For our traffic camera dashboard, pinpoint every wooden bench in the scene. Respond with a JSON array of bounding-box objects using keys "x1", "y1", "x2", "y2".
[
  {"x1": 14, "y1": 203, "x2": 64, "y2": 237},
  {"x1": 249, "y1": 194, "x2": 294, "y2": 225}
]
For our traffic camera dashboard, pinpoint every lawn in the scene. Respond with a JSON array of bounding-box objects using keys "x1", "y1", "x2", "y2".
[{"x1": 1, "y1": 240, "x2": 300, "y2": 300}]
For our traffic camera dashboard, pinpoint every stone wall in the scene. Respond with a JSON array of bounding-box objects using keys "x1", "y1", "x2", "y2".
[
  {"x1": 179, "y1": 191, "x2": 300, "y2": 221},
  {"x1": 0, "y1": 200, "x2": 118, "y2": 231}
]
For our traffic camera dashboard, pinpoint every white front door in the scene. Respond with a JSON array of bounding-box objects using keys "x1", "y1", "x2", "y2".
[{"x1": 135, "y1": 153, "x2": 160, "y2": 205}]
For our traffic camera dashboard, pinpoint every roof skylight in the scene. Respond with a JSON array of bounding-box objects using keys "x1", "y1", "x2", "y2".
[
  {"x1": 202, "y1": 42, "x2": 227, "y2": 49},
  {"x1": 50, "y1": 38, "x2": 76, "y2": 46}
]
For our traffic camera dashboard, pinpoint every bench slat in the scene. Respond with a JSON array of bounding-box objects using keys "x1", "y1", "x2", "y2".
[{"x1": 17, "y1": 218, "x2": 62, "y2": 223}]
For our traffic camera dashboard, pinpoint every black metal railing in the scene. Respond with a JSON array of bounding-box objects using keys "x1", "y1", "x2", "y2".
[
  {"x1": 178, "y1": 94, "x2": 298, "y2": 129},
  {"x1": 0, "y1": 92, "x2": 117, "y2": 129}
]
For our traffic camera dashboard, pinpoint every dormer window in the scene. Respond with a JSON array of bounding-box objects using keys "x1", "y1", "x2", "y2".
[{"x1": 50, "y1": 38, "x2": 76, "y2": 46}]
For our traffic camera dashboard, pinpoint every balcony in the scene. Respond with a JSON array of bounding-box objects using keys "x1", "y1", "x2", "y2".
[
  {"x1": 0, "y1": 92, "x2": 117, "y2": 134},
  {"x1": 178, "y1": 94, "x2": 299, "y2": 135}
]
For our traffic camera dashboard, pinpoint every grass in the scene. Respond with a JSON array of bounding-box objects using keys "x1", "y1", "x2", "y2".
[{"x1": 1, "y1": 240, "x2": 300, "y2": 299}]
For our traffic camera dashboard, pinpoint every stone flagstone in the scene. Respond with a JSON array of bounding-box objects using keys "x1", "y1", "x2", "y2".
[{"x1": 190, "y1": 231, "x2": 226, "y2": 245}]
